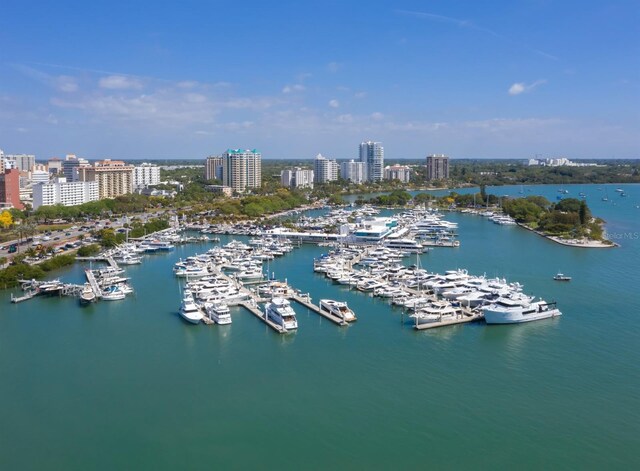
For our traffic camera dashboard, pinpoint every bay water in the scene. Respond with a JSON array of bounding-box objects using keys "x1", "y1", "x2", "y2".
[{"x1": 1, "y1": 184, "x2": 638, "y2": 469}]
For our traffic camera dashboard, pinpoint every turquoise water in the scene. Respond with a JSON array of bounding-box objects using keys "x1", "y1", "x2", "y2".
[{"x1": 1, "y1": 184, "x2": 638, "y2": 469}]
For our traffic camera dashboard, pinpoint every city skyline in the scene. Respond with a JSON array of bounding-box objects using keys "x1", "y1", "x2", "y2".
[{"x1": 1, "y1": 1, "x2": 638, "y2": 160}]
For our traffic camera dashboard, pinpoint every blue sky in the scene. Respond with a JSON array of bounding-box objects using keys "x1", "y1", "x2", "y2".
[{"x1": 1, "y1": 0, "x2": 638, "y2": 160}]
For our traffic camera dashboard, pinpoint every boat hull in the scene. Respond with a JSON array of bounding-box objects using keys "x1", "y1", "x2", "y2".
[{"x1": 484, "y1": 308, "x2": 562, "y2": 324}]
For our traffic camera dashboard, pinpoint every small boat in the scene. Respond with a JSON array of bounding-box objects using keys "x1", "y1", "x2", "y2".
[
  {"x1": 79, "y1": 283, "x2": 96, "y2": 304},
  {"x1": 553, "y1": 273, "x2": 572, "y2": 281},
  {"x1": 319, "y1": 299, "x2": 356, "y2": 322},
  {"x1": 615, "y1": 188, "x2": 624, "y2": 192},
  {"x1": 101, "y1": 286, "x2": 126, "y2": 300}
]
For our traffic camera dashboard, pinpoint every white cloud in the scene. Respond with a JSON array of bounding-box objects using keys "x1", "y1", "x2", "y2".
[
  {"x1": 508, "y1": 79, "x2": 546, "y2": 95},
  {"x1": 335, "y1": 114, "x2": 353, "y2": 124},
  {"x1": 56, "y1": 76, "x2": 79, "y2": 92},
  {"x1": 354, "y1": 91, "x2": 367, "y2": 99},
  {"x1": 329, "y1": 99, "x2": 340, "y2": 108},
  {"x1": 282, "y1": 84, "x2": 306, "y2": 94},
  {"x1": 99, "y1": 75, "x2": 143, "y2": 90},
  {"x1": 371, "y1": 112, "x2": 384, "y2": 121}
]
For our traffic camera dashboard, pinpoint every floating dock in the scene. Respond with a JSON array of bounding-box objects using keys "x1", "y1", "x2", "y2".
[
  {"x1": 290, "y1": 294, "x2": 348, "y2": 326},
  {"x1": 237, "y1": 301, "x2": 287, "y2": 334}
]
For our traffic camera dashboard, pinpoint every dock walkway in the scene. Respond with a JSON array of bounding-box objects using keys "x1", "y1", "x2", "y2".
[
  {"x1": 237, "y1": 301, "x2": 287, "y2": 334},
  {"x1": 290, "y1": 294, "x2": 348, "y2": 326},
  {"x1": 84, "y1": 269, "x2": 103, "y2": 299}
]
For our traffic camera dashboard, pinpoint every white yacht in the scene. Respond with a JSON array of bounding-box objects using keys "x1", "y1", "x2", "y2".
[
  {"x1": 319, "y1": 299, "x2": 357, "y2": 322},
  {"x1": 483, "y1": 298, "x2": 561, "y2": 324},
  {"x1": 410, "y1": 301, "x2": 460, "y2": 325},
  {"x1": 383, "y1": 238, "x2": 425, "y2": 253},
  {"x1": 101, "y1": 286, "x2": 126, "y2": 301},
  {"x1": 175, "y1": 265, "x2": 209, "y2": 279},
  {"x1": 79, "y1": 284, "x2": 96, "y2": 304},
  {"x1": 204, "y1": 301, "x2": 232, "y2": 325},
  {"x1": 179, "y1": 291, "x2": 203, "y2": 324},
  {"x1": 265, "y1": 297, "x2": 298, "y2": 330}
]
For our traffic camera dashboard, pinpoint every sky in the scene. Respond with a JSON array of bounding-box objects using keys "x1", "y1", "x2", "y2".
[{"x1": 0, "y1": 0, "x2": 638, "y2": 160}]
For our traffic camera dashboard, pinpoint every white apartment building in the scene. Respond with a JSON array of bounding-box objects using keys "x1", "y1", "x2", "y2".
[
  {"x1": 281, "y1": 167, "x2": 314, "y2": 189},
  {"x1": 314, "y1": 154, "x2": 339, "y2": 184},
  {"x1": 384, "y1": 164, "x2": 412, "y2": 183},
  {"x1": 133, "y1": 163, "x2": 161, "y2": 189},
  {"x1": 340, "y1": 159, "x2": 366, "y2": 184},
  {"x1": 31, "y1": 170, "x2": 50, "y2": 185},
  {"x1": 359, "y1": 141, "x2": 384, "y2": 182},
  {"x1": 33, "y1": 178, "x2": 99, "y2": 209}
]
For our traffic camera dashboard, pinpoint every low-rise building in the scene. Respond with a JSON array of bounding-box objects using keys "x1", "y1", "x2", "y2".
[{"x1": 205, "y1": 185, "x2": 233, "y2": 197}]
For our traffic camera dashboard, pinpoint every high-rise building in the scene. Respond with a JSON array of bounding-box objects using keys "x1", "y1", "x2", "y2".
[
  {"x1": 30, "y1": 170, "x2": 50, "y2": 185},
  {"x1": 33, "y1": 178, "x2": 99, "y2": 209},
  {"x1": 359, "y1": 141, "x2": 384, "y2": 182},
  {"x1": 340, "y1": 159, "x2": 366, "y2": 184},
  {"x1": 63, "y1": 154, "x2": 89, "y2": 182},
  {"x1": 133, "y1": 163, "x2": 161, "y2": 189},
  {"x1": 281, "y1": 168, "x2": 314, "y2": 189},
  {"x1": 313, "y1": 154, "x2": 339, "y2": 184},
  {"x1": 5, "y1": 154, "x2": 35, "y2": 172},
  {"x1": 384, "y1": 165, "x2": 412, "y2": 183},
  {"x1": 77, "y1": 159, "x2": 134, "y2": 199},
  {"x1": 221, "y1": 149, "x2": 262, "y2": 193},
  {"x1": 0, "y1": 169, "x2": 24, "y2": 209},
  {"x1": 205, "y1": 156, "x2": 224, "y2": 181},
  {"x1": 425, "y1": 154, "x2": 450, "y2": 180},
  {"x1": 48, "y1": 158, "x2": 63, "y2": 175}
]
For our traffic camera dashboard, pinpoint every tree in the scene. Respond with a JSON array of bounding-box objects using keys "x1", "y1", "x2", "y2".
[
  {"x1": 579, "y1": 200, "x2": 590, "y2": 225},
  {"x1": 0, "y1": 210, "x2": 12, "y2": 228}
]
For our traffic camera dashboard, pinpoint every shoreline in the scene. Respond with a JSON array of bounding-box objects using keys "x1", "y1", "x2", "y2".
[{"x1": 516, "y1": 222, "x2": 618, "y2": 248}]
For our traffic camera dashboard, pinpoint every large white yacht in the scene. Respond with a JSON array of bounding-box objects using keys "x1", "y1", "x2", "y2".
[
  {"x1": 383, "y1": 238, "x2": 425, "y2": 253},
  {"x1": 410, "y1": 301, "x2": 460, "y2": 325},
  {"x1": 483, "y1": 298, "x2": 561, "y2": 324},
  {"x1": 204, "y1": 301, "x2": 232, "y2": 325},
  {"x1": 179, "y1": 290, "x2": 203, "y2": 324},
  {"x1": 319, "y1": 299, "x2": 357, "y2": 322},
  {"x1": 265, "y1": 297, "x2": 298, "y2": 330}
]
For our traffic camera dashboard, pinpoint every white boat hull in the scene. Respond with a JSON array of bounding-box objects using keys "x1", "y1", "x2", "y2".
[{"x1": 484, "y1": 308, "x2": 562, "y2": 324}]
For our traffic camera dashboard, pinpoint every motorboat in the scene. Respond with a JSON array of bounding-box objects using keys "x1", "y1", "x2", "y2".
[
  {"x1": 319, "y1": 299, "x2": 356, "y2": 322},
  {"x1": 79, "y1": 284, "x2": 96, "y2": 304},
  {"x1": 483, "y1": 298, "x2": 561, "y2": 324},
  {"x1": 264, "y1": 297, "x2": 298, "y2": 330},
  {"x1": 101, "y1": 286, "x2": 126, "y2": 301},
  {"x1": 204, "y1": 301, "x2": 232, "y2": 325},
  {"x1": 553, "y1": 273, "x2": 572, "y2": 281},
  {"x1": 179, "y1": 290, "x2": 203, "y2": 324}
]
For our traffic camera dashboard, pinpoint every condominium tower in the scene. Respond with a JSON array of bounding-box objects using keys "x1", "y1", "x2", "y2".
[
  {"x1": 359, "y1": 141, "x2": 384, "y2": 182},
  {"x1": 313, "y1": 154, "x2": 339, "y2": 184},
  {"x1": 222, "y1": 149, "x2": 261, "y2": 193},
  {"x1": 77, "y1": 159, "x2": 134, "y2": 199},
  {"x1": 425, "y1": 154, "x2": 450, "y2": 180}
]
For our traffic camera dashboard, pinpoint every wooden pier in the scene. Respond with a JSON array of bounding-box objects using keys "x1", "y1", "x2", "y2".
[
  {"x1": 84, "y1": 269, "x2": 103, "y2": 299},
  {"x1": 290, "y1": 294, "x2": 348, "y2": 326},
  {"x1": 237, "y1": 300, "x2": 287, "y2": 334}
]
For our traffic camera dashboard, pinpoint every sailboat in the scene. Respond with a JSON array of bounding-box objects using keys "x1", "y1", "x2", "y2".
[{"x1": 602, "y1": 186, "x2": 609, "y2": 202}]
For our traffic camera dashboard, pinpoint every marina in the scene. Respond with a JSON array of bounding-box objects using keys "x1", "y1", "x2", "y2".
[{"x1": 1, "y1": 183, "x2": 638, "y2": 469}]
